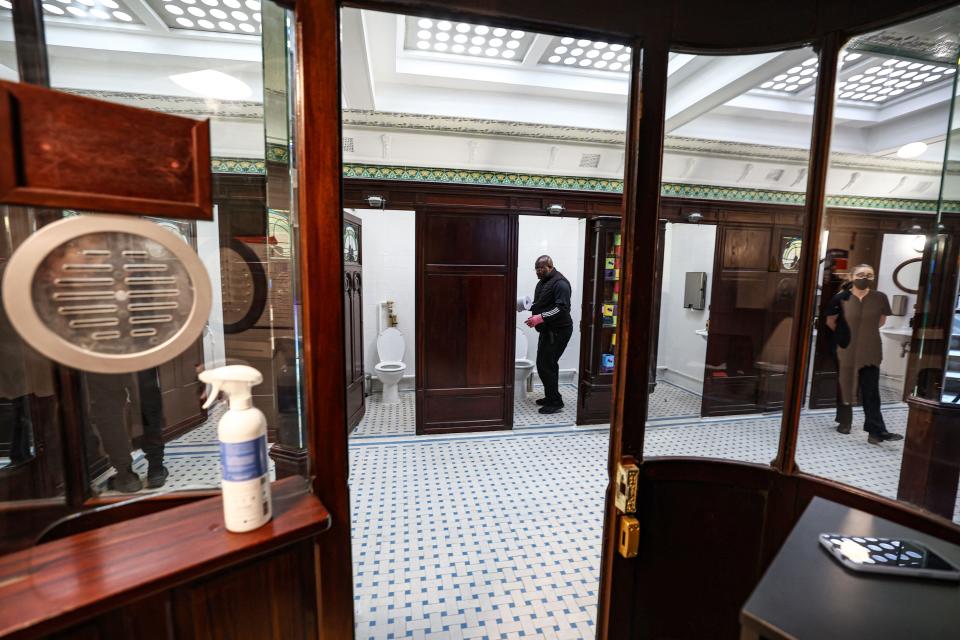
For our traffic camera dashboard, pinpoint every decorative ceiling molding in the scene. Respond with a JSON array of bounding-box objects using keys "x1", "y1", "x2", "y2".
[
  {"x1": 55, "y1": 89, "x2": 945, "y2": 177},
  {"x1": 65, "y1": 89, "x2": 263, "y2": 120},
  {"x1": 344, "y1": 109, "x2": 945, "y2": 176},
  {"x1": 343, "y1": 109, "x2": 624, "y2": 145}
]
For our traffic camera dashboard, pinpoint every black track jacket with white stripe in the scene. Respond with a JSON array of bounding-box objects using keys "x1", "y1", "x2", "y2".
[{"x1": 530, "y1": 269, "x2": 573, "y2": 332}]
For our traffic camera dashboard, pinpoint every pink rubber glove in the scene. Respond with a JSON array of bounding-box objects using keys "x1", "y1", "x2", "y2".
[{"x1": 526, "y1": 314, "x2": 544, "y2": 328}]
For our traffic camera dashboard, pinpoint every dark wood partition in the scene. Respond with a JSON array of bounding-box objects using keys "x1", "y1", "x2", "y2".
[{"x1": 416, "y1": 210, "x2": 518, "y2": 434}]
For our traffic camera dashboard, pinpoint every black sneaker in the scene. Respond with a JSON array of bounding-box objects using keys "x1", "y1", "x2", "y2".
[
  {"x1": 538, "y1": 405, "x2": 563, "y2": 414},
  {"x1": 536, "y1": 398, "x2": 549, "y2": 405},
  {"x1": 880, "y1": 431, "x2": 904, "y2": 442},
  {"x1": 146, "y1": 464, "x2": 169, "y2": 489},
  {"x1": 836, "y1": 424, "x2": 851, "y2": 434},
  {"x1": 107, "y1": 468, "x2": 143, "y2": 493}
]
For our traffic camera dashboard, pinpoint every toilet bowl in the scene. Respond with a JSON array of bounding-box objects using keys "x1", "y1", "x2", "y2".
[
  {"x1": 374, "y1": 327, "x2": 406, "y2": 404},
  {"x1": 514, "y1": 328, "x2": 535, "y2": 402}
]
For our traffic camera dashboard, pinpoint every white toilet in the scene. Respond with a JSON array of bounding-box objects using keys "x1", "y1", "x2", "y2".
[
  {"x1": 514, "y1": 327, "x2": 535, "y2": 402},
  {"x1": 374, "y1": 327, "x2": 406, "y2": 404}
]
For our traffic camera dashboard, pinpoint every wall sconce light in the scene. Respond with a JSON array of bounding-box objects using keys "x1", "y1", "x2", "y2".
[
  {"x1": 366, "y1": 195, "x2": 386, "y2": 209},
  {"x1": 546, "y1": 204, "x2": 565, "y2": 215},
  {"x1": 687, "y1": 211, "x2": 703, "y2": 223}
]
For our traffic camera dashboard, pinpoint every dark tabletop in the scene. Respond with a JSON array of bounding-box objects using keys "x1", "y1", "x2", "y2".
[{"x1": 741, "y1": 497, "x2": 960, "y2": 640}]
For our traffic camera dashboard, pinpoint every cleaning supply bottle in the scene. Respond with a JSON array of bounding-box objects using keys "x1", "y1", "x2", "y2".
[{"x1": 199, "y1": 365, "x2": 272, "y2": 532}]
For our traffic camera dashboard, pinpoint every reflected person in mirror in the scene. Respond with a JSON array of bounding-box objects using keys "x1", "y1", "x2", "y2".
[
  {"x1": 825, "y1": 264, "x2": 903, "y2": 444},
  {"x1": 526, "y1": 255, "x2": 573, "y2": 414}
]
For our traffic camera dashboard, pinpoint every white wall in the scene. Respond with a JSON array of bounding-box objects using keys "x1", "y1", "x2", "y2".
[
  {"x1": 516, "y1": 216, "x2": 584, "y2": 381},
  {"x1": 877, "y1": 233, "x2": 924, "y2": 389},
  {"x1": 354, "y1": 209, "x2": 417, "y2": 384},
  {"x1": 657, "y1": 223, "x2": 717, "y2": 393}
]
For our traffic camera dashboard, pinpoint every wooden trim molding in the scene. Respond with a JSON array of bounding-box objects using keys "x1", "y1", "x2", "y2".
[
  {"x1": 294, "y1": 0, "x2": 355, "y2": 638},
  {"x1": 0, "y1": 81, "x2": 212, "y2": 220},
  {"x1": 0, "y1": 477, "x2": 329, "y2": 639}
]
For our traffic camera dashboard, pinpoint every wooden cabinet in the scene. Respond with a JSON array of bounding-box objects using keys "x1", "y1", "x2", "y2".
[
  {"x1": 577, "y1": 217, "x2": 622, "y2": 424},
  {"x1": 343, "y1": 212, "x2": 365, "y2": 432}
]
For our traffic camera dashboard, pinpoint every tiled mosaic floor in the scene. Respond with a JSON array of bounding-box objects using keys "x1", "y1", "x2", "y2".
[
  {"x1": 350, "y1": 425, "x2": 608, "y2": 640},
  {"x1": 93, "y1": 403, "x2": 277, "y2": 495},
  {"x1": 349, "y1": 402, "x2": 960, "y2": 639},
  {"x1": 647, "y1": 381, "x2": 702, "y2": 419},
  {"x1": 352, "y1": 385, "x2": 580, "y2": 439}
]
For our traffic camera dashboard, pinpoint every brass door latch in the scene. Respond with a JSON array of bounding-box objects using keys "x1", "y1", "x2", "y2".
[
  {"x1": 615, "y1": 461, "x2": 639, "y2": 514},
  {"x1": 618, "y1": 516, "x2": 640, "y2": 558}
]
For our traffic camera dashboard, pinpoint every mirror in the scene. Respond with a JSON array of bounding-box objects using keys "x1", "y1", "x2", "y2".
[{"x1": 893, "y1": 257, "x2": 922, "y2": 294}]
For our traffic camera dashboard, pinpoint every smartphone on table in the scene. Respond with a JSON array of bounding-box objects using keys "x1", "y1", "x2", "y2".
[{"x1": 819, "y1": 533, "x2": 960, "y2": 582}]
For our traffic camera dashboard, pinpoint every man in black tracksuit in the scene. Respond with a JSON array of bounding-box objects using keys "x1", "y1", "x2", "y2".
[{"x1": 525, "y1": 255, "x2": 574, "y2": 414}]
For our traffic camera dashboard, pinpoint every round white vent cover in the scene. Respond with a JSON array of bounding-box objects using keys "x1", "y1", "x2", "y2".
[{"x1": 2, "y1": 215, "x2": 212, "y2": 374}]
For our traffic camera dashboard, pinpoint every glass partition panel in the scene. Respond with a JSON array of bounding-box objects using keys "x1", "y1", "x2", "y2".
[
  {"x1": 795, "y1": 5, "x2": 960, "y2": 526},
  {"x1": 645, "y1": 47, "x2": 817, "y2": 464},
  {"x1": 0, "y1": 0, "x2": 305, "y2": 551}
]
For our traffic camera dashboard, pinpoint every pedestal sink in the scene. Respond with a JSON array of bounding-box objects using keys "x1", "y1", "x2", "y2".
[
  {"x1": 881, "y1": 327, "x2": 913, "y2": 357},
  {"x1": 695, "y1": 329, "x2": 708, "y2": 341}
]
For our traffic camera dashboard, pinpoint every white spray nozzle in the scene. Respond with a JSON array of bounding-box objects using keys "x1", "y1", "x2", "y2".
[{"x1": 199, "y1": 365, "x2": 263, "y2": 411}]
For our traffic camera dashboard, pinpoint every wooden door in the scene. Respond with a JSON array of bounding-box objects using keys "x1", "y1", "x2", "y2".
[
  {"x1": 701, "y1": 223, "x2": 801, "y2": 416},
  {"x1": 416, "y1": 211, "x2": 517, "y2": 434},
  {"x1": 343, "y1": 212, "x2": 365, "y2": 431}
]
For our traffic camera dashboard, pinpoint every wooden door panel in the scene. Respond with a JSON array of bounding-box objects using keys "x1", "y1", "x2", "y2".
[
  {"x1": 720, "y1": 226, "x2": 771, "y2": 271},
  {"x1": 423, "y1": 214, "x2": 509, "y2": 266},
  {"x1": 423, "y1": 274, "x2": 507, "y2": 388},
  {"x1": 417, "y1": 211, "x2": 516, "y2": 434}
]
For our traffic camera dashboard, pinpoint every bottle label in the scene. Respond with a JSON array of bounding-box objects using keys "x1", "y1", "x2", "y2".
[{"x1": 220, "y1": 435, "x2": 268, "y2": 482}]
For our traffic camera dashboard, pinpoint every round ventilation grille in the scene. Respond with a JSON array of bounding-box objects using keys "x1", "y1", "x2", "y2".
[{"x1": 2, "y1": 216, "x2": 212, "y2": 374}]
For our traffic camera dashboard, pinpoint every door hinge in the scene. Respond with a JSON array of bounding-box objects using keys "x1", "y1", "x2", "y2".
[
  {"x1": 614, "y1": 461, "x2": 639, "y2": 514},
  {"x1": 618, "y1": 515, "x2": 640, "y2": 558}
]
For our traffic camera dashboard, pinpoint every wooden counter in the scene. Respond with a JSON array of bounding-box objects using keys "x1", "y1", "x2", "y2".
[{"x1": 0, "y1": 477, "x2": 330, "y2": 639}]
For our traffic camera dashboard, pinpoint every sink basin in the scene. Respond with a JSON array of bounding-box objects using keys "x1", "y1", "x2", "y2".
[
  {"x1": 695, "y1": 329, "x2": 708, "y2": 341},
  {"x1": 882, "y1": 327, "x2": 913, "y2": 357},
  {"x1": 881, "y1": 327, "x2": 913, "y2": 346}
]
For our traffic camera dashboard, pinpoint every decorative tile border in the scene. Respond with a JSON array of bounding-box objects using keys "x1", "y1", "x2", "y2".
[
  {"x1": 342, "y1": 164, "x2": 624, "y2": 192},
  {"x1": 212, "y1": 159, "x2": 958, "y2": 213},
  {"x1": 212, "y1": 157, "x2": 266, "y2": 174}
]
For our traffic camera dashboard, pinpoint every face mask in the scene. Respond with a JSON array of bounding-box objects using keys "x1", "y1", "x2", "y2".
[{"x1": 853, "y1": 278, "x2": 871, "y2": 290}]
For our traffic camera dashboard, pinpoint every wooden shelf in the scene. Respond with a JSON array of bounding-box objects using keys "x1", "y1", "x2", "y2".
[{"x1": 0, "y1": 476, "x2": 329, "y2": 639}]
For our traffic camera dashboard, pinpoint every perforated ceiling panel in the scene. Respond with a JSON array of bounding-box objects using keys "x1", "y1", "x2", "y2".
[
  {"x1": 403, "y1": 16, "x2": 533, "y2": 62},
  {"x1": 537, "y1": 36, "x2": 633, "y2": 73},
  {"x1": 32, "y1": 0, "x2": 140, "y2": 25},
  {"x1": 148, "y1": 0, "x2": 262, "y2": 34},
  {"x1": 756, "y1": 51, "x2": 956, "y2": 105}
]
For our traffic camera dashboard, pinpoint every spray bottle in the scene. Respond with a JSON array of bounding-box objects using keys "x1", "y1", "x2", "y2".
[{"x1": 199, "y1": 365, "x2": 272, "y2": 532}]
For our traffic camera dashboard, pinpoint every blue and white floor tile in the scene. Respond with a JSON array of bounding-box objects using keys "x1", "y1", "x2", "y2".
[
  {"x1": 93, "y1": 402, "x2": 279, "y2": 495},
  {"x1": 352, "y1": 385, "x2": 580, "y2": 439},
  {"x1": 350, "y1": 425, "x2": 608, "y2": 639}
]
